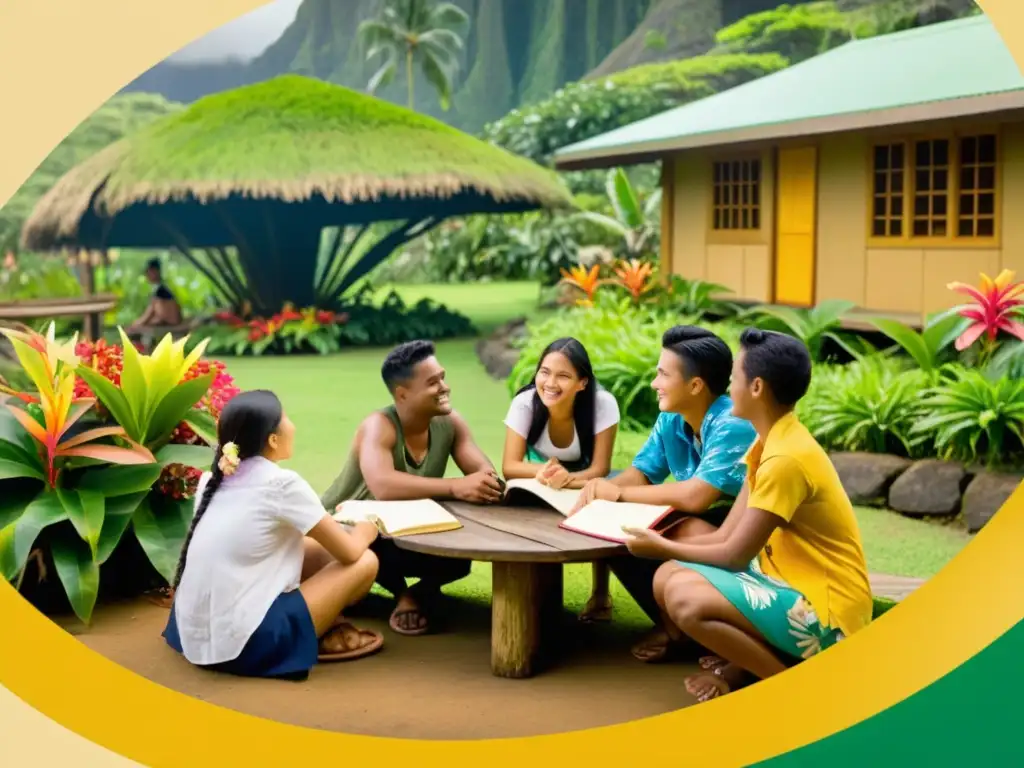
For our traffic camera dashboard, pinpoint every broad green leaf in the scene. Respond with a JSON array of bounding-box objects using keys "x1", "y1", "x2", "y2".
[
  {"x1": 0, "y1": 526, "x2": 15, "y2": 583},
  {"x1": 0, "y1": 458, "x2": 44, "y2": 481},
  {"x1": 51, "y1": 532, "x2": 100, "y2": 625},
  {"x1": 869, "y1": 318, "x2": 933, "y2": 370},
  {"x1": 183, "y1": 409, "x2": 218, "y2": 446},
  {"x1": 155, "y1": 443, "x2": 214, "y2": 470},
  {"x1": 57, "y1": 487, "x2": 105, "y2": 558},
  {"x1": 78, "y1": 463, "x2": 164, "y2": 497},
  {"x1": 0, "y1": 434, "x2": 37, "y2": 468},
  {"x1": 116, "y1": 334, "x2": 151, "y2": 432},
  {"x1": 96, "y1": 491, "x2": 148, "y2": 564},
  {"x1": 0, "y1": 482, "x2": 39, "y2": 531},
  {"x1": 132, "y1": 495, "x2": 193, "y2": 584},
  {"x1": 607, "y1": 167, "x2": 643, "y2": 229},
  {"x1": 6, "y1": 489, "x2": 68, "y2": 582},
  {"x1": 74, "y1": 367, "x2": 140, "y2": 441},
  {"x1": 144, "y1": 373, "x2": 215, "y2": 445}
]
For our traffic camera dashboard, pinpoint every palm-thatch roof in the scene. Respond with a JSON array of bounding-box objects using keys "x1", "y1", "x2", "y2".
[{"x1": 21, "y1": 75, "x2": 573, "y2": 251}]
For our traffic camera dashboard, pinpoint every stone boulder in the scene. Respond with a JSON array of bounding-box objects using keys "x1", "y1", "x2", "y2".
[
  {"x1": 888, "y1": 459, "x2": 967, "y2": 517},
  {"x1": 962, "y1": 471, "x2": 1023, "y2": 533},
  {"x1": 475, "y1": 317, "x2": 527, "y2": 380},
  {"x1": 830, "y1": 452, "x2": 912, "y2": 506}
]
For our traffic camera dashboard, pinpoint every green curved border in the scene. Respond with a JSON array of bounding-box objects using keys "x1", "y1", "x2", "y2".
[{"x1": 762, "y1": 619, "x2": 1023, "y2": 765}]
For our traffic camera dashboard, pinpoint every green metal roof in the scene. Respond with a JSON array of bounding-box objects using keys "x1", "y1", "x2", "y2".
[{"x1": 555, "y1": 15, "x2": 1024, "y2": 167}]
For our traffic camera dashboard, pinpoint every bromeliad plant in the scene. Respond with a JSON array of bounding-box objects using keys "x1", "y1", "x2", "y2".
[
  {"x1": 0, "y1": 324, "x2": 237, "y2": 625},
  {"x1": 201, "y1": 304, "x2": 351, "y2": 357},
  {"x1": 947, "y1": 269, "x2": 1024, "y2": 366},
  {"x1": 0, "y1": 323, "x2": 163, "y2": 624}
]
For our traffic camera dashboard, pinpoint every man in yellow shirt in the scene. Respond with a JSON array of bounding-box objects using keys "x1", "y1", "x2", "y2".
[{"x1": 622, "y1": 328, "x2": 872, "y2": 703}]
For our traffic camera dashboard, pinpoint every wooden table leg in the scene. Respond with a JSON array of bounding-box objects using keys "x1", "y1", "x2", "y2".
[{"x1": 491, "y1": 561, "x2": 543, "y2": 679}]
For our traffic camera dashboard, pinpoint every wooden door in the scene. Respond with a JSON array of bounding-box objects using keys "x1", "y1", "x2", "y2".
[{"x1": 775, "y1": 147, "x2": 818, "y2": 306}]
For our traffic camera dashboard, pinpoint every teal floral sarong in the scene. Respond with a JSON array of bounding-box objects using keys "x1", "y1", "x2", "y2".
[{"x1": 676, "y1": 557, "x2": 845, "y2": 660}]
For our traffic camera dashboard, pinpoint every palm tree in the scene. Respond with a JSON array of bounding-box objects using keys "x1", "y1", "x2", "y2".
[{"x1": 358, "y1": 0, "x2": 470, "y2": 112}]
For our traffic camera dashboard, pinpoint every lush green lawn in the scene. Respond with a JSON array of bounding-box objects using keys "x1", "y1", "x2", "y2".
[
  {"x1": 376, "y1": 280, "x2": 551, "y2": 336},
  {"x1": 224, "y1": 345, "x2": 971, "y2": 630}
]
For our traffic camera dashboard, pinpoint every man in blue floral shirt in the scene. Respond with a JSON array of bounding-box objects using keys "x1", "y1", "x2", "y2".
[{"x1": 572, "y1": 325, "x2": 756, "y2": 662}]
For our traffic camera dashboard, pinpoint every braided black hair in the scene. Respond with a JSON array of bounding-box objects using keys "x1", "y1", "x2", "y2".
[{"x1": 171, "y1": 390, "x2": 284, "y2": 590}]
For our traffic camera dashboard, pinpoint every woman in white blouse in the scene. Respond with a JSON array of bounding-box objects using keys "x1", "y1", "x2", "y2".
[
  {"x1": 163, "y1": 390, "x2": 384, "y2": 681},
  {"x1": 501, "y1": 337, "x2": 621, "y2": 622}
]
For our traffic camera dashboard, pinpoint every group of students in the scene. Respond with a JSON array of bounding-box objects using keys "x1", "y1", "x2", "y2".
[{"x1": 163, "y1": 323, "x2": 873, "y2": 703}]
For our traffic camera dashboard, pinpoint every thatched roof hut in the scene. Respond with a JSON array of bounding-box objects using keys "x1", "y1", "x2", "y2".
[{"x1": 22, "y1": 75, "x2": 572, "y2": 311}]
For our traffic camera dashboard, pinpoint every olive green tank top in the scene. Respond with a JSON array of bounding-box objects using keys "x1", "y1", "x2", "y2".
[{"x1": 319, "y1": 405, "x2": 455, "y2": 510}]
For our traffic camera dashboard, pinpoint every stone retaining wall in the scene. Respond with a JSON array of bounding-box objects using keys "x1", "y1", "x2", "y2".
[
  {"x1": 475, "y1": 319, "x2": 1021, "y2": 534},
  {"x1": 828, "y1": 453, "x2": 1020, "y2": 534}
]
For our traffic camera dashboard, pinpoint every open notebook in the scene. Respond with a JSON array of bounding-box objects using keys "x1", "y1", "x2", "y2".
[
  {"x1": 502, "y1": 478, "x2": 677, "y2": 544},
  {"x1": 558, "y1": 499, "x2": 678, "y2": 544},
  {"x1": 502, "y1": 478, "x2": 580, "y2": 516},
  {"x1": 332, "y1": 499, "x2": 462, "y2": 537}
]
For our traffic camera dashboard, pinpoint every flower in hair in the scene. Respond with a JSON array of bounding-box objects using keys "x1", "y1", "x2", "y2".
[{"x1": 218, "y1": 442, "x2": 241, "y2": 476}]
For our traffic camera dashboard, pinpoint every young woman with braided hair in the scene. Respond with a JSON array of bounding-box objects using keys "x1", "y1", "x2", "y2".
[{"x1": 163, "y1": 390, "x2": 384, "y2": 680}]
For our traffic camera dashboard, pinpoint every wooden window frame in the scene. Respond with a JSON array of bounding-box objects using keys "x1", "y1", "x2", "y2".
[
  {"x1": 865, "y1": 126, "x2": 1001, "y2": 249},
  {"x1": 707, "y1": 153, "x2": 765, "y2": 245}
]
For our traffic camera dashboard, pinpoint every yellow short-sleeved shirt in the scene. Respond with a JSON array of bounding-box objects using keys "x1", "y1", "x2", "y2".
[{"x1": 744, "y1": 411, "x2": 873, "y2": 638}]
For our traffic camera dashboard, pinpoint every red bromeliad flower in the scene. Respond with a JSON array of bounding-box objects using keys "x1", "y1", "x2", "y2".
[{"x1": 948, "y1": 269, "x2": 1024, "y2": 351}]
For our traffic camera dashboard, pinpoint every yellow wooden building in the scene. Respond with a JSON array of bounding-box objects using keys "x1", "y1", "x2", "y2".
[{"x1": 554, "y1": 15, "x2": 1024, "y2": 325}]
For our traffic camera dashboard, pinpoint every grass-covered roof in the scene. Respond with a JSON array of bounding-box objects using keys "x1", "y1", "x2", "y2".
[{"x1": 22, "y1": 75, "x2": 572, "y2": 250}]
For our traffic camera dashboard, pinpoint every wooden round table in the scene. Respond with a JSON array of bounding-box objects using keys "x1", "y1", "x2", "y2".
[{"x1": 393, "y1": 501, "x2": 627, "y2": 679}]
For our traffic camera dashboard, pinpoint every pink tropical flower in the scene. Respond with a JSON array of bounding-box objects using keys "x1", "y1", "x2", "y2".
[{"x1": 948, "y1": 269, "x2": 1024, "y2": 351}]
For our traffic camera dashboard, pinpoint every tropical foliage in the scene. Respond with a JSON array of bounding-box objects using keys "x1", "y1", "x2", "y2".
[
  {"x1": 514, "y1": 266, "x2": 1024, "y2": 468},
  {"x1": 358, "y1": 0, "x2": 470, "y2": 111},
  {"x1": 196, "y1": 286, "x2": 475, "y2": 357},
  {"x1": 0, "y1": 324, "x2": 238, "y2": 624}
]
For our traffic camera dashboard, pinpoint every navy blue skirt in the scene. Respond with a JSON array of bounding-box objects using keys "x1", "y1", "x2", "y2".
[{"x1": 163, "y1": 589, "x2": 319, "y2": 681}]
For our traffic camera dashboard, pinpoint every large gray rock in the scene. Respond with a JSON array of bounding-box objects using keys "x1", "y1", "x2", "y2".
[
  {"x1": 476, "y1": 338, "x2": 520, "y2": 380},
  {"x1": 830, "y1": 452, "x2": 912, "y2": 506},
  {"x1": 962, "y1": 472, "x2": 1022, "y2": 533},
  {"x1": 475, "y1": 317, "x2": 527, "y2": 380},
  {"x1": 888, "y1": 459, "x2": 967, "y2": 517}
]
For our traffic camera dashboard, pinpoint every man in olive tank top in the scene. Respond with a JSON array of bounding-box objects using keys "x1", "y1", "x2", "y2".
[{"x1": 321, "y1": 340, "x2": 503, "y2": 636}]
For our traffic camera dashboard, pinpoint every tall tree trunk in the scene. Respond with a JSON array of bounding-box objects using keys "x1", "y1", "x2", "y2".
[{"x1": 406, "y1": 47, "x2": 415, "y2": 109}]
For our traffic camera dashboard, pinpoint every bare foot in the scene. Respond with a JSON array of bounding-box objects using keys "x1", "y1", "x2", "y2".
[
  {"x1": 684, "y1": 664, "x2": 746, "y2": 703},
  {"x1": 389, "y1": 590, "x2": 431, "y2": 636},
  {"x1": 579, "y1": 591, "x2": 613, "y2": 623}
]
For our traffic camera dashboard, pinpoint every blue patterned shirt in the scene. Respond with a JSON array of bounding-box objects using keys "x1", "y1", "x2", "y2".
[{"x1": 631, "y1": 395, "x2": 756, "y2": 497}]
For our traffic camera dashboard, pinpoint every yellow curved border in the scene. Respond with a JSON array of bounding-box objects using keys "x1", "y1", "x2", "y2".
[{"x1": 0, "y1": 0, "x2": 1022, "y2": 764}]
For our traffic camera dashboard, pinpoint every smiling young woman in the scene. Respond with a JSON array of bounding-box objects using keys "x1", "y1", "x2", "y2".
[{"x1": 500, "y1": 337, "x2": 621, "y2": 621}]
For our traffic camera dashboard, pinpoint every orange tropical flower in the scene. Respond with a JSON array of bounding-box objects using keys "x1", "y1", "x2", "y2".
[
  {"x1": 613, "y1": 259, "x2": 656, "y2": 302},
  {"x1": 0, "y1": 323, "x2": 154, "y2": 486},
  {"x1": 948, "y1": 269, "x2": 1024, "y2": 351},
  {"x1": 559, "y1": 264, "x2": 603, "y2": 306}
]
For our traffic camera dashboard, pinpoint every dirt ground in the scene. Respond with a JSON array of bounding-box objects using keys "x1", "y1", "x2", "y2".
[{"x1": 57, "y1": 593, "x2": 700, "y2": 740}]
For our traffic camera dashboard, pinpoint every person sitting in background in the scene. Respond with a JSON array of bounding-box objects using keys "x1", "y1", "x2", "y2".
[
  {"x1": 320, "y1": 340, "x2": 502, "y2": 637},
  {"x1": 501, "y1": 337, "x2": 620, "y2": 623},
  {"x1": 626, "y1": 329, "x2": 872, "y2": 703},
  {"x1": 129, "y1": 258, "x2": 182, "y2": 332},
  {"x1": 569, "y1": 326, "x2": 757, "y2": 662},
  {"x1": 163, "y1": 390, "x2": 384, "y2": 682}
]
